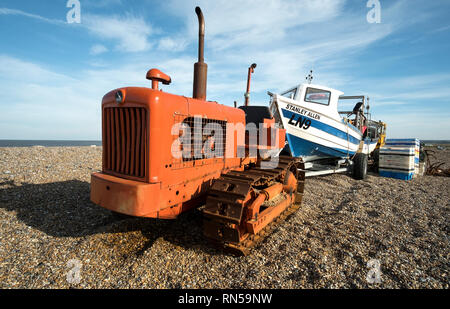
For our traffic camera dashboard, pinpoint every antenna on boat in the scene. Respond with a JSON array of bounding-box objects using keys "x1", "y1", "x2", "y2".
[
  {"x1": 306, "y1": 70, "x2": 313, "y2": 84},
  {"x1": 366, "y1": 97, "x2": 371, "y2": 121}
]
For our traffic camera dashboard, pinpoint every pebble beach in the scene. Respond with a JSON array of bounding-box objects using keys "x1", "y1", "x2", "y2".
[{"x1": 0, "y1": 146, "x2": 448, "y2": 289}]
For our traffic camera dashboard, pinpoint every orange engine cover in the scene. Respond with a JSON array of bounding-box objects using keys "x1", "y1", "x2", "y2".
[{"x1": 91, "y1": 87, "x2": 252, "y2": 219}]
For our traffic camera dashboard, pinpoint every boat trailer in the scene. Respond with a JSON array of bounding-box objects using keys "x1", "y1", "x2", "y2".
[{"x1": 299, "y1": 159, "x2": 351, "y2": 178}]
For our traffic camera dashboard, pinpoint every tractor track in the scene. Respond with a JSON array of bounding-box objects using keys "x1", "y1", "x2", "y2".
[{"x1": 203, "y1": 156, "x2": 305, "y2": 255}]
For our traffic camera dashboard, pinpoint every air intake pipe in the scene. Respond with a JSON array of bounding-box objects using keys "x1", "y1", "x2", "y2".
[{"x1": 193, "y1": 7, "x2": 207, "y2": 101}]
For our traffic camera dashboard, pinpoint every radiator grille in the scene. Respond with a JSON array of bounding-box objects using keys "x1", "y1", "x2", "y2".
[
  {"x1": 181, "y1": 116, "x2": 227, "y2": 162},
  {"x1": 104, "y1": 107, "x2": 147, "y2": 179},
  {"x1": 171, "y1": 115, "x2": 227, "y2": 169}
]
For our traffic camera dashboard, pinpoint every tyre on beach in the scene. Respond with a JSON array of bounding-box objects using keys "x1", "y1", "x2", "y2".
[
  {"x1": 372, "y1": 148, "x2": 380, "y2": 172},
  {"x1": 353, "y1": 153, "x2": 368, "y2": 180}
]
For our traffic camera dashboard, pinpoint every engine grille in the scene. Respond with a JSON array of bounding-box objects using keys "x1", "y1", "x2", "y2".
[
  {"x1": 181, "y1": 116, "x2": 227, "y2": 162},
  {"x1": 103, "y1": 107, "x2": 148, "y2": 179}
]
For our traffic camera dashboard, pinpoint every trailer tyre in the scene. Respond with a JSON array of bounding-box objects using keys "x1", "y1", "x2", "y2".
[
  {"x1": 353, "y1": 153, "x2": 368, "y2": 180},
  {"x1": 372, "y1": 148, "x2": 380, "y2": 172},
  {"x1": 373, "y1": 148, "x2": 379, "y2": 163}
]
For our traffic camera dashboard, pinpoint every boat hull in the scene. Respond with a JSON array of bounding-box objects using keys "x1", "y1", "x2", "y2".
[{"x1": 274, "y1": 97, "x2": 377, "y2": 162}]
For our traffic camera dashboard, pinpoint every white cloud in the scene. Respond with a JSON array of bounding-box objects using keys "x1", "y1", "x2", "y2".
[
  {"x1": 430, "y1": 25, "x2": 450, "y2": 33},
  {"x1": 376, "y1": 110, "x2": 450, "y2": 140},
  {"x1": 83, "y1": 14, "x2": 153, "y2": 52},
  {"x1": 164, "y1": 0, "x2": 346, "y2": 50},
  {"x1": 0, "y1": 56, "x2": 98, "y2": 139},
  {"x1": 158, "y1": 37, "x2": 188, "y2": 52},
  {"x1": 167, "y1": 0, "x2": 344, "y2": 35},
  {"x1": 351, "y1": 73, "x2": 450, "y2": 105},
  {"x1": 1, "y1": 1, "x2": 449, "y2": 140},
  {"x1": 0, "y1": 55, "x2": 194, "y2": 139},
  {"x1": 0, "y1": 8, "x2": 64, "y2": 24},
  {"x1": 0, "y1": 7, "x2": 154, "y2": 54},
  {"x1": 90, "y1": 44, "x2": 109, "y2": 55},
  {"x1": 0, "y1": 55, "x2": 73, "y2": 83},
  {"x1": 83, "y1": 0, "x2": 123, "y2": 8},
  {"x1": 154, "y1": 0, "x2": 395, "y2": 97}
]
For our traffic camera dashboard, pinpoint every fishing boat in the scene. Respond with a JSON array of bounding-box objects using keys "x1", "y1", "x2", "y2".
[{"x1": 269, "y1": 82, "x2": 379, "y2": 163}]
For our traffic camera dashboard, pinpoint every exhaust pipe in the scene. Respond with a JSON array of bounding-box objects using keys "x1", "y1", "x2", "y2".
[
  {"x1": 193, "y1": 7, "x2": 207, "y2": 101},
  {"x1": 244, "y1": 63, "x2": 257, "y2": 106}
]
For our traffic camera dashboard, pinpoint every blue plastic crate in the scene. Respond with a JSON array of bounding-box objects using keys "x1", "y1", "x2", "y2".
[
  {"x1": 385, "y1": 138, "x2": 420, "y2": 147},
  {"x1": 379, "y1": 169, "x2": 414, "y2": 180}
]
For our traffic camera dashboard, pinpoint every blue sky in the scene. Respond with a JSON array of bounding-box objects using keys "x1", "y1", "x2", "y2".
[{"x1": 0, "y1": 0, "x2": 449, "y2": 140}]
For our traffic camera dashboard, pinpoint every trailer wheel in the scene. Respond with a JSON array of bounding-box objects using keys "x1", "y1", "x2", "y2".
[
  {"x1": 353, "y1": 153, "x2": 368, "y2": 180},
  {"x1": 372, "y1": 148, "x2": 380, "y2": 172}
]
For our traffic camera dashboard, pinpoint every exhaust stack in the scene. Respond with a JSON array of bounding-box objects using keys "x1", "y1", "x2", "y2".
[
  {"x1": 244, "y1": 63, "x2": 257, "y2": 106},
  {"x1": 193, "y1": 7, "x2": 207, "y2": 100}
]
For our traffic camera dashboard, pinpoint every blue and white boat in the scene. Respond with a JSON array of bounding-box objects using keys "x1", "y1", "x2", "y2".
[{"x1": 269, "y1": 83, "x2": 379, "y2": 162}]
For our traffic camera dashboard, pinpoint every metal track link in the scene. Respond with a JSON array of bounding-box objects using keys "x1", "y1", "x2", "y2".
[
  {"x1": 221, "y1": 200, "x2": 303, "y2": 256},
  {"x1": 203, "y1": 156, "x2": 305, "y2": 255}
]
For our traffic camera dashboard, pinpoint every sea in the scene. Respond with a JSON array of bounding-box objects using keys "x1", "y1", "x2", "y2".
[
  {"x1": 0, "y1": 140, "x2": 102, "y2": 147},
  {"x1": 0, "y1": 140, "x2": 449, "y2": 148}
]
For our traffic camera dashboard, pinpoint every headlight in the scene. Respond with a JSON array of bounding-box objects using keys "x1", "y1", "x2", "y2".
[{"x1": 115, "y1": 90, "x2": 124, "y2": 104}]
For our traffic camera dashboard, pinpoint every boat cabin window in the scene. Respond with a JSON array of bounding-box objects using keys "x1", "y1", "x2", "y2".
[
  {"x1": 281, "y1": 88, "x2": 297, "y2": 100},
  {"x1": 304, "y1": 87, "x2": 331, "y2": 106}
]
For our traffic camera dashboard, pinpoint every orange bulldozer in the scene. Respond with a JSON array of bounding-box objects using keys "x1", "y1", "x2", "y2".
[{"x1": 90, "y1": 7, "x2": 305, "y2": 255}]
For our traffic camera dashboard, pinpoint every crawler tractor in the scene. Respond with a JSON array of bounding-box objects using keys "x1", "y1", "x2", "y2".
[{"x1": 90, "y1": 7, "x2": 305, "y2": 255}]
